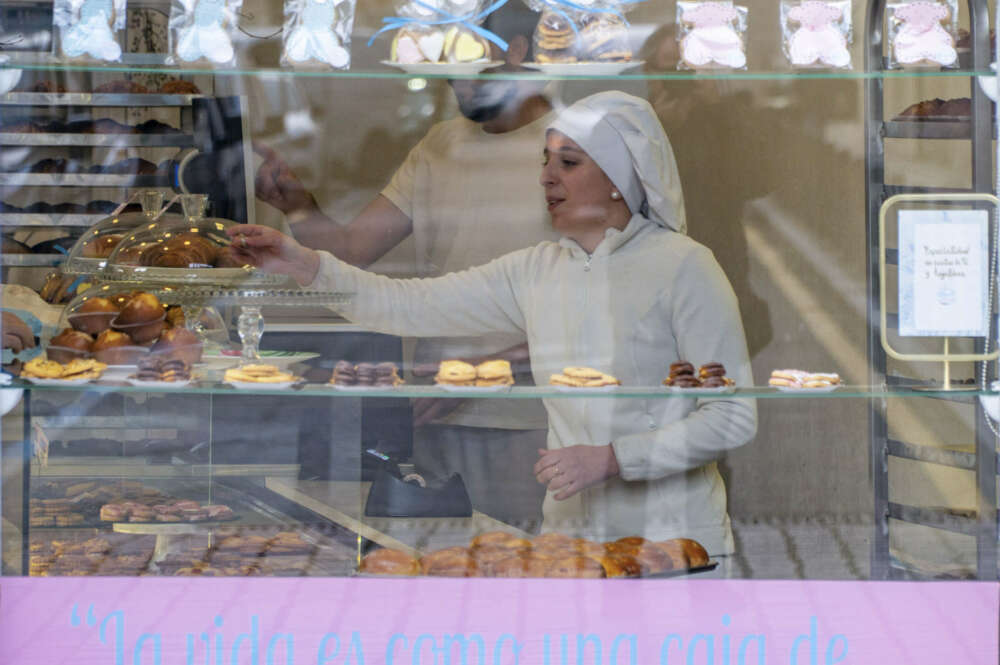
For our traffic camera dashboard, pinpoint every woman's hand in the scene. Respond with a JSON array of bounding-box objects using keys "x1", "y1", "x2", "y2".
[
  {"x1": 534, "y1": 445, "x2": 620, "y2": 501},
  {"x1": 226, "y1": 224, "x2": 321, "y2": 286}
]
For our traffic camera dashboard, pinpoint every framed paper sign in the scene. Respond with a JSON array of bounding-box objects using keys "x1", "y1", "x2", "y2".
[{"x1": 898, "y1": 209, "x2": 989, "y2": 338}]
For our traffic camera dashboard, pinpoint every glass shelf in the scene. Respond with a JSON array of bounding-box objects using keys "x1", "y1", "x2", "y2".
[
  {"x1": 3, "y1": 381, "x2": 997, "y2": 399},
  {"x1": 0, "y1": 57, "x2": 995, "y2": 81}
]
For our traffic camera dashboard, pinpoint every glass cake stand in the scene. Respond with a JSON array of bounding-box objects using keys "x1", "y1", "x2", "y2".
[{"x1": 151, "y1": 287, "x2": 353, "y2": 365}]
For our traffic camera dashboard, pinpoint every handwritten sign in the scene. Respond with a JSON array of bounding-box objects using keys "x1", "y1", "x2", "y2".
[
  {"x1": 899, "y1": 209, "x2": 990, "y2": 337},
  {"x1": 0, "y1": 578, "x2": 996, "y2": 664}
]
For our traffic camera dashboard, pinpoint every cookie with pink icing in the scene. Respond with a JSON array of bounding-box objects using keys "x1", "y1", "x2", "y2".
[
  {"x1": 679, "y1": 2, "x2": 747, "y2": 69},
  {"x1": 786, "y1": 1, "x2": 851, "y2": 68},
  {"x1": 892, "y1": 1, "x2": 957, "y2": 66}
]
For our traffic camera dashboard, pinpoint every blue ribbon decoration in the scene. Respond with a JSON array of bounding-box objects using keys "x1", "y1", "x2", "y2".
[{"x1": 368, "y1": 0, "x2": 511, "y2": 51}]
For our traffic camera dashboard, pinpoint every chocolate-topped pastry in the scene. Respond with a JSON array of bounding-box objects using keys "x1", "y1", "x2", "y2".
[
  {"x1": 668, "y1": 361, "x2": 695, "y2": 377},
  {"x1": 355, "y1": 362, "x2": 377, "y2": 386},
  {"x1": 374, "y1": 362, "x2": 403, "y2": 387},
  {"x1": 132, "y1": 356, "x2": 191, "y2": 382},
  {"x1": 698, "y1": 362, "x2": 726, "y2": 379},
  {"x1": 667, "y1": 375, "x2": 701, "y2": 388},
  {"x1": 701, "y1": 375, "x2": 728, "y2": 388},
  {"x1": 665, "y1": 360, "x2": 700, "y2": 386},
  {"x1": 159, "y1": 359, "x2": 191, "y2": 382},
  {"x1": 332, "y1": 360, "x2": 357, "y2": 385}
]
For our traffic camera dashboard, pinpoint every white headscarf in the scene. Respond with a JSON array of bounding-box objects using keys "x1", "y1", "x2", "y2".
[{"x1": 548, "y1": 91, "x2": 687, "y2": 234}]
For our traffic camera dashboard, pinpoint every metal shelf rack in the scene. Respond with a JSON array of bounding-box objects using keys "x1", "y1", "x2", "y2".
[{"x1": 865, "y1": 0, "x2": 998, "y2": 580}]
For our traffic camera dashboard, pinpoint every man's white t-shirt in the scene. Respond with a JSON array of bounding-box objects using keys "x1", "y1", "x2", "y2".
[{"x1": 381, "y1": 111, "x2": 557, "y2": 430}]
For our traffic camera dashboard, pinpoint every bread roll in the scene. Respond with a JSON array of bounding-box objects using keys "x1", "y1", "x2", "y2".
[
  {"x1": 69, "y1": 297, "x2": 119, "y2": 334},
  {"x1": 92, "y1": 329, "x2": 144, "y2": 365},
  {"x1": 655, "y1": 538, "x2": 709, "y2": 569},
  {"x1": 151, "y1": 327, "x2": 202, "y2": 365},
  {"x1": 531, "y1": 533, "x2": 575, "y2": 550},
  {"x1": 546, "y1": 556, "x2": 605, "y2": 578},
  {"x1": 570, "y1": 538, "x2": 606, "y2": 559},
  {"x1": 420, "y1": 547, "x2": 477, "y2": 577},
  {"x1": 596, "y1": 553, "x2": 642, "y2": 578},
  {"x1": 112, "y1": 293, "x2": 165, "y2": 343},
  {"x1": 359, "y1": 548, "x2": 420, "y2": 576},
  {"x1": 489, "y1": 553, "x2": 551, "y2": 578},
  {"x1": 114, "y1": 292, "x2": 162, "y2": 325},
  {"x1": 470, "y1": 531, "x2": 521, "y2": 549},
  {"x1": 633, "y1": 544, "x2": 674, "y2": 575},
  {"x1": 48, "y1": 329, "x2": 93, "y2": 362},
  {"x1": 472, "y1": 546, "x2": 516, "y2": 573}
]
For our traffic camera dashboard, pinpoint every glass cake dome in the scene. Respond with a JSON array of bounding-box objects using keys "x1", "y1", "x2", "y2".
[
  {"x1": 102, "y1": 194, "x2": 288, "y2": 286},
  {"x1": 55, "y1": 283, "x2": 227, "y2": 367},
  {"x1": 62, "y1": 191, "x2": 185, "y2": 276}
]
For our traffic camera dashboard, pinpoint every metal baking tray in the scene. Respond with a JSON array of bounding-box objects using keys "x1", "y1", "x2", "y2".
[
  {"x1": 0, "y1": 133, "x2": 194, "y2": 147},
  {"x1": 0, "y1": 253, "x2": 63, "y2": 266},
  {"x1": 355, "y1": 560, "x2": 719, "y2": 579},
  {"x1": 1, "y1": 92, "x2": 202, "y2": 107},
  {"x1": 0, "y1": 174, "x2": 171, "y2": 187},
  {"x1": 0, "y1": 213, "x2": 105, "y2": 227}
]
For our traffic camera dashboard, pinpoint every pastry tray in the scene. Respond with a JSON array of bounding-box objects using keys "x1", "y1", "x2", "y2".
[
  {"x1": 0, "y1": 133, "x2": 194, "y2": 147},
  {"x1": 0, "y1": 92, "x2": 202, "y2": 107},
  {"x1": 0, "y1": 213, "x2": 107, "y2": 227},
  {"x1": 354, "y1": 560, "x2": 718, "y2": 579},
  {"x1": 0, "y1": 173, "x2": 171, "y2": 187}
]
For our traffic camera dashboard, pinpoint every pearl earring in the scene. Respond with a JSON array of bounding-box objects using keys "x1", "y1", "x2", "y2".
[{"x1": 610, "y1": 191, "x2": 622, "y2": 201}]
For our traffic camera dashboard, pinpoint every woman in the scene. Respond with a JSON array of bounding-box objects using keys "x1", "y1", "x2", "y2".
[{"x1": 230, "y1": 92, "x2": 756, "y2": 556}]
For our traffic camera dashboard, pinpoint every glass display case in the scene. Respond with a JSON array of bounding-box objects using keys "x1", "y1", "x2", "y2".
[{"x1": 1, "y1": 0, "x2": 999, "y2": 595}]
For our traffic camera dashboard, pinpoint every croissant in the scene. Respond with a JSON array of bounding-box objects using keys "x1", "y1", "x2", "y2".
[
  {"x1": 420, "y1": 547, "x2": 478, "y2": 577},
  {"x1": 359, "y1": 548, "x2": 420, "y2": 576}
]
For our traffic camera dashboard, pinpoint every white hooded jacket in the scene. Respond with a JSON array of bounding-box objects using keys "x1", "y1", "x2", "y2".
[{"x1": 308, "y1": 211, "x2": 756, "y2": 554}]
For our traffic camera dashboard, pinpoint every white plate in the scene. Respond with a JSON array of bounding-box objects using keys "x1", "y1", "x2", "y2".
[
  {"x1": 226, "y1": 380, "x2": 298, "y2": 391},
  {"x1": 201, "y1": 351, "x2": 319, "y2": 370},
  {"x1": 381, "y1": 60, "x2": 502, "y2": 75},
  {"x1": 331, "y1": 383, "x2": 395, "y2": 391},
  {"x1": 528, "y1": 60, "x2": 643, "y2": 76},
  {"x1": 552, "y1": 384, "x2": 620, "y2": 393},
  {"x1": 127, "y1": 378, "x2": 193, "y2": 389},
  {"x1": 775, "y1": 385, "x2": 839, "y2": 393},
  {"x1": 24, "y1": 376, "x2": 93, "y2": 386},
  {"x1": 438, "y1": 383, "x2": 511, "y2": 393},
  {"x1": 669, "y1": 385, "x2": 736, "y2": 395}
]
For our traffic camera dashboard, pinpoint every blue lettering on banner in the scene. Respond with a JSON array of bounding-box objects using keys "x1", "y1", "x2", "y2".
[
  {"x1": 233, "y1": 616, "x2": 261, "y2": 665},
  {"x1": 266, "y1": 632, "x2": 294, "y2": 665},
  {"x1": 317, "y1": 633, "x2": 340, "y2": 664},
  {"x1": 61, "y1": 604, "x2": 854, "y2": 665},
  {"x1": 387, "y1": 634, "x2": 409, "y2": 664},
  {"x1": 442, "y1": 633, "x2": 486, "y2": 664},
  {"x1": 608, "y1": 634, "x2": 637, "y2": 665},
  {"x1": 133, "y1": 633, "x2": 161, "y2": 665},
  {"x1": 494, "y1": 634, "x2": 523, "y2": 664}
]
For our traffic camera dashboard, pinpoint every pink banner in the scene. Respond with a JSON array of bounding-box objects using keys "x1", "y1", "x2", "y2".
[{"x1": 0, "y1": 578, "x2": 996, "y2": 664}]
